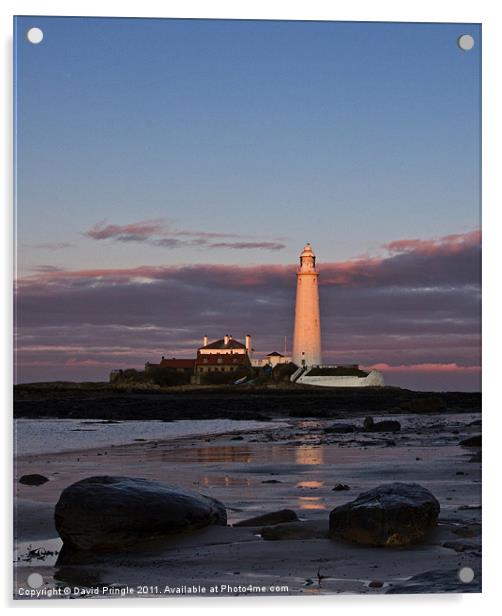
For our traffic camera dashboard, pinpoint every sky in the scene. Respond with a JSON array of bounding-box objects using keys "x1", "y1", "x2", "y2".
[{"x1": 14, "y1": 17, "x2": 481, "y2": 390}]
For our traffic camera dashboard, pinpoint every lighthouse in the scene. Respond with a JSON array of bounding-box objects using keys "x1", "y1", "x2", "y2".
[{"x1": 292, "y1": 243, "x2": 322, "y2": 367}]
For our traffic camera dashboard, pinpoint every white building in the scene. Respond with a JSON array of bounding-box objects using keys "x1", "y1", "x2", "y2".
[
  {"x1": 293, "y1": 365, "x2": 385, "y2": 387},
  {"x1": 251, "y1": 351, "x2": 292, "y2": 368}
]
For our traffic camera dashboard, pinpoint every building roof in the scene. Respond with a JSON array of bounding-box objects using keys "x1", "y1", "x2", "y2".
[
  {"x1": 201, "y1": 337, "x2": 246, "y2": 350},
  {"x1": 266, "y1": 351, "x2": 284, "y2": 357},
  {"x1": 196, "y1": 353, "x2": 249, "y2": 366}
]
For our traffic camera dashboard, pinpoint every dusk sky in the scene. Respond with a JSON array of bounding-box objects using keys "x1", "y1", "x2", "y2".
[{"x1": 14, "y1": 17, "x2": 481, "y2": 390}]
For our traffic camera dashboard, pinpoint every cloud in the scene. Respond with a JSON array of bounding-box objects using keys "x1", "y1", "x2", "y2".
[
  {"x1": 83, "y1": 218, "x2": 286, "y2": 251},
  {"x1": 384, "y1": 230, "x2": 481, "y2": 255},
  {"x1": 26, "y1": 242, "x2": 73, "y2": 251},
  {"x1": 84, "y1": 219, "x2": 167, "y2": 241},
  {"x1": 15, "y1": 229, "x2": 481, "y2": 390},
  {"x1": 207, "y1": 241, "x2": 286, "y2": 251},
  {"x1": 368, "y1": 362, "x2": 480, "y2": 374}
]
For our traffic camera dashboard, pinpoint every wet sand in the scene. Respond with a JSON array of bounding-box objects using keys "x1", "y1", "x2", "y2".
[{"x1": 13, "y1": 413, "x2": 482, "y2": 598}]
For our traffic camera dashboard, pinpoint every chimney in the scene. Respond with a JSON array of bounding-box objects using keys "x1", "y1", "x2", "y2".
[
  {"x1": 203, "y1": 335, "x2": 208, "y2": 347},
  {"x1": 245, "y1": 334, "x2": 252, "y2": 354},
  {"x1": 224, "y1": 334, "x2": 229, "y2": 345}
]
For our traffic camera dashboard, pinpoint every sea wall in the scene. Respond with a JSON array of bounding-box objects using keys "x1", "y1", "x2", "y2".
[{"x1": 297, "y1": 369, "x2": 385, "y2": 388}]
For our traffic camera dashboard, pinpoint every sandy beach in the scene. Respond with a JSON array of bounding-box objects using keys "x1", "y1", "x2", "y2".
[{"x1": 14, "y1": 410, "x2": 481, "y2": 598}]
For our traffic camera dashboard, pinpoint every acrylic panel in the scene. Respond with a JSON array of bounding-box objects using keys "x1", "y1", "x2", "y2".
[{"x1": 13, "y1": 16, "x2": 481, "y2": 599}]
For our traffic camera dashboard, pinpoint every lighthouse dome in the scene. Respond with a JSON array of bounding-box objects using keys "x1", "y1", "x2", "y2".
[{"x1": 300, "y1": 243, "x2": 315, "y2": 257}]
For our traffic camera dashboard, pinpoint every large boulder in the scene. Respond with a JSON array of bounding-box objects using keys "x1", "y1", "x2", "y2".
[
  {"x1": 329, "y1": 482, "x2": 440, "y2": 546},
  {"x1": 55, "y1": 476, "x2": 227, "y2": 551}
]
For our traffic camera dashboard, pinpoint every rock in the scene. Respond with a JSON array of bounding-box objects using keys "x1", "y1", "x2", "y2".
[
  {"x1": 460, "y1": 435, "x2": 481, "y2": 447},
  {"x1": 54, "y1": 476, "x2": 227, "y2": 551},
  {"x1": 261, "y1": 520, "x2": 328, "y2": 541},
  {"x1": 363, "y1": 417, "x2": 401, "y2": 433},
  {"x1": 329, "y1": 482, "x2": 440, "y2": 546},
  {"x1": 469, "y1": 451, "x2": 482, "y2": 463},
  {"x1": 442, "y1": 540, "x2": 480, "y2": 553},
  {"x1": 452, "y1": 523, "x2": 481, "y2": 538},
  {"x1": 332, "y1": 483, "x2": 350, "y2": 491},
  {"x1": 324, "y1": 423, "x2": 356, "y2": 434},
  {"x1": 261, "y1": 479, "x2": 282, "y2": 484},
  {"x1": 233, "y1": 509, "x2": 298, "y2": 527},
  {"x1": 386, "y1": 568, "x2": 480, "y2": 593},
  {"x1": 19, "y1": 474, "x2": 49, "y2": 486},
  {"x1": 399, "y1": 398, "x2": 447, "y2": 413},
  {"x1": 368, "y1": 580, "x2": 383, "y2": 588}
]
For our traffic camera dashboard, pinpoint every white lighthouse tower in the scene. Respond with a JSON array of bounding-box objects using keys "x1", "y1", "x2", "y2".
[{"x1": 292, "y1": 243, "x2": 322, "y2": 367}]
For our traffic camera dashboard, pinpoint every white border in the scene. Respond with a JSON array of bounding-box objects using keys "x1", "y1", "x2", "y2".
[{"x1": 2, "y1": 1, "x2": 500, "y2": 613}]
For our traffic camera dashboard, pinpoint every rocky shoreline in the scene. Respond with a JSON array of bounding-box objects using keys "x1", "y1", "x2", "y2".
[
  {"x1": 14, "y1": 384, "x2": 481, "y2": 421},
  {"x1": 14, "y1": 410, "x2": 482, "y2": 597}
]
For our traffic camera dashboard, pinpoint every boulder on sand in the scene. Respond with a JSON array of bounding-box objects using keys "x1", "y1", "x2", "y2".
[
  {"x1": 329, "y1": 482, "x2": 440, "y2": 546},
  {"x1": 332, "y1": 483, "x2": 350, "y2": 491},
  {"x1": 19, "y1": 474, "x2": 49, "y2": 486},
  {"x1": 233, "y1": 509, "x2": 298, "y2": 527},
  {"x1": 54, "y1": 476, "x2": 227, "y2": 551},
  {"x1": 459, "y1": 435, "x2": 481, "y2": 447}
]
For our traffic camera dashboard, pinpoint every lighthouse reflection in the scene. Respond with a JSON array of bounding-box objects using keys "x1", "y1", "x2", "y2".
[
  {"x1": 295, "y1": 445, "x2": 324, "y2": 465},
  {"x1": 159, "y1": 442, "x2": 327, "y2": 465},
  {"x1": 297, "y1": 496, "x2": 326, "y2": 510}
]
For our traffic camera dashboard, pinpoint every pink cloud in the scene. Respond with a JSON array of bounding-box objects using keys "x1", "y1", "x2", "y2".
[
  {"x1": 15, "y1": 228, "x2": 481, "y2": 389},
  {"x1": 384, "y1": 229, "x2": 481, "y2": 255},
  {"x1": 83, "y1": 218, "x2": 285, "y2": 251},
  {"x1": 23, "y1": 228, "x2": 479, "y2": 290},
  {"x1": 368, "y1": 362, "x2": 481, "y2": 373},
  {"x1": 84, "y1": 219, "x2": 167, "y2": 241},
  {"x1": 64, "y1": 358, "x2": 130, "y2": 367}
]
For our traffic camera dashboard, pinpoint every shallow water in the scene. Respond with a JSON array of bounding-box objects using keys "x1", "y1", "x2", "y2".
[{"x1": 14, "y1": 418, "x2": 286, "y2": 456}]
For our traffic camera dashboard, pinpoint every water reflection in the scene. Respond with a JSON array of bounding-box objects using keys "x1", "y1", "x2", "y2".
[
  {"x1": 160, "y1": 443, "x2": 326, "y2": 465},
  {"x1": 161, "y1": 446, "x2": 253, "y2": 464},
  {"x1": 295, "y1": 445, "x2": 324, "y2": 465},
  {"x1": 297, "y1": 496, "x2": 326, "y2": 510},
  {"x1": 297, "y1": 480, "x2": 324, "y2": 489},
  {"x1": 201, "y1": 475, "x2": 252, "y2": 487}
]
